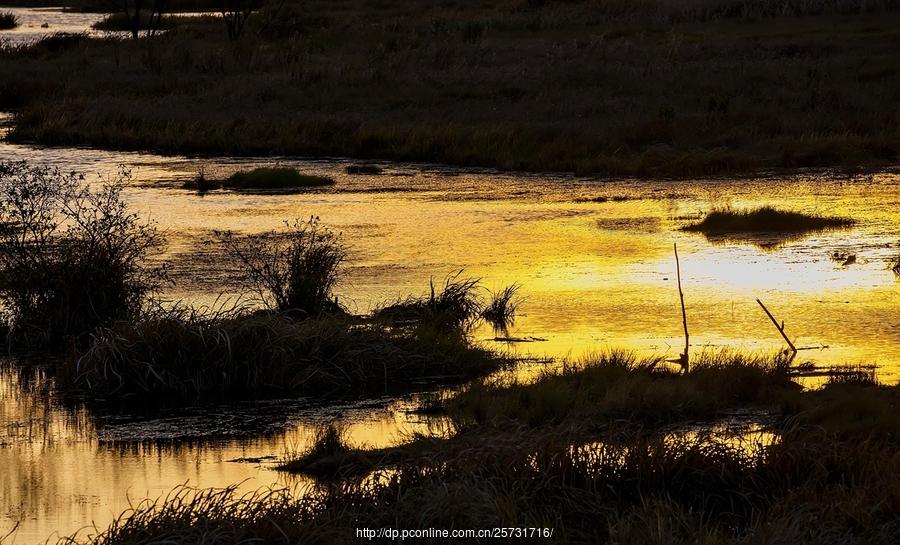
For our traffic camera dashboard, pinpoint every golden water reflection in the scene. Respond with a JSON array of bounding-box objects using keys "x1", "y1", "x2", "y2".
[{"x1": 0, "y1": 129, "x2": 899, "y2": 542}]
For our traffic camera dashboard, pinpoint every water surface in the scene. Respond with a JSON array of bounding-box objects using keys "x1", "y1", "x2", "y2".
[{"x1": 1, "y1": 112, "x2": 899, "y2": 542}]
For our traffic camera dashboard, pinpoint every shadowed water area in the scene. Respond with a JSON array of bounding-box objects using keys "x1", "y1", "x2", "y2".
[{"x1": 1, "y1": 106, "x2": 899, "y2": 541}]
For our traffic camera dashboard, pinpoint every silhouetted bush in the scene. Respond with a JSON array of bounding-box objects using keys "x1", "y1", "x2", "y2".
[
  {"x1": 217, "y1": 217, "x2": 345, "y2": 316},
  {"x1": 0, "y1": 11, "x2": 19, "y2": 30},
  {"x1": 0, "y1": 162, "x2": 165, "y2": 347}
]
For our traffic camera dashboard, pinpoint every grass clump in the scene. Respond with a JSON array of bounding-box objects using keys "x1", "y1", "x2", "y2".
[
  {"x1": 217, "y1": 217, "x2": 345, "y2": 317},
  {"x1": 220, "y1": 168, "x2": 334, "y2": 191},
  {"x1": 344, "y1": 164, "x2": 383, "y2": 175},
  {"x1": 481, "y1": 284, "x2": 522, "y2": 336},
  {"x1": 63, "y1": 309, "x2": 507, "y2": 405},
  {"x1": 0, "y1": 11, "x2": 18, "y2": 30},
  {"x1": 373, "y1": 273, "x2": 483, "y2": 334},
  {"x1": 0, "y1": 162, "x2": 164, "y2": 348},
  {"x1": 683, "y1": 206, "x2": 855, "y2": 234}
]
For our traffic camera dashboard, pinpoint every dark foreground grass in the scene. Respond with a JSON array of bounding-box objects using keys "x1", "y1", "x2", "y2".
[
  {"x1": 60, "y1": 309, "x2": 508, "y2": 406},
  {"x1": 63, "y1": 405, "x2": 900, "y2": 544},
  {"x1": 0, "y1": 11, "x2": 18, "y2": 30},
  {"x1": 2, "y1": 1, "x2": 899, "y2": 176},
  {"x1": 683, "y1": 206, "x2": 855, "y2": 234}
]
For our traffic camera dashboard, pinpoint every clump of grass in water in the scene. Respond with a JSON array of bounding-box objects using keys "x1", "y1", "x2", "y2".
[
  {"x1": 682, "y1": 206, "x2": 854, "y2": 234},
  {"x1": 345, "y1": 164, "x2": 383, "y2": 175},
  {"x1": 481, "y1": 284, "x2": 522, "y2": 336},
  {"x1": 220, "y1": 167, "x2": 334, "y2": 191},
  {"x1": 0, "y1": 11, "x2": 18, "y2": 30},
  {"x1": 373, "y1": 272, "x2": 483, "y2": 334}
]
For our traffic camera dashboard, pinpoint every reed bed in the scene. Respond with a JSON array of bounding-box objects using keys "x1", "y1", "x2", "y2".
[
  {"x1": 219, "y1": 167, "x2": 334, "y2": 191},
  {"x1": 61, "y1": 309, "x2": 507, "y2": 405}
]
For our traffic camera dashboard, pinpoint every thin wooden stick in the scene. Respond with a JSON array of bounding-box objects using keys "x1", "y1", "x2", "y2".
[
  {"x1": 674, "y1": 243, "x2": 689, "y2": 371},
  {"x1": 756, "y1": 298, "x2": 797, "y2": 353}
]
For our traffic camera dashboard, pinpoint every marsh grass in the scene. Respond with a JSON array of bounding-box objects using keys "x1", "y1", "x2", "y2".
[
  {"x1": 61, "y1": 428, "x2": 900, "y2": 545},
  {"x1": 446, "y1": 350, "x2": 796, "y2": 428},
  {"x1": 220, "y1": 168, "x2": 334, "y2": 191},
  {"x1": 683, "y1": 206, "x2": 855, "y2": 234},
  {"x1": 373, "y1": 273, "x2": 483, "y2": 334},
  {"x1": 62, "y1": 309, "x2": 507, "y2": 405},
  {"x1": 91, "y1": 13, "x2": 213, "y2": 31},
  {"x1": 481, "y1": 283, "x2": 522, "y2": 335},
  {"x1": 0, "y1": 11, "x2": 18, "y2": 30},
  {"x1": 3, "y1": 1, "x2": 899, "y2": 176},
  {"x1": 54, "y1": 344, "x2": 900, "y2": 543},
  {"x1": 345, "y1": 164, "x2": 383, "y2": 175}
]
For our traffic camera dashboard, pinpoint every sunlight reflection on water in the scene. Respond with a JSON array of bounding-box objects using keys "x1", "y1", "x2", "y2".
[{"x1": 1, "y1": 112, "x2": 899, "y2": 541}]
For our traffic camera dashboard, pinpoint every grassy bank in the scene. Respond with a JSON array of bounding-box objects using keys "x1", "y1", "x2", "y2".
[
  {"x1": 2, "y1": 0, "x2": 899, "y2": 176},
  {"x1": 62, "y1": 356, "x2": 900, "y2": 544}
]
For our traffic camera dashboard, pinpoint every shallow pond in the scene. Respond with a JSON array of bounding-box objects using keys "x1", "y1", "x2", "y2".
[{"x1": 0, "y1": 110, "x2": 899, "y2": 541}]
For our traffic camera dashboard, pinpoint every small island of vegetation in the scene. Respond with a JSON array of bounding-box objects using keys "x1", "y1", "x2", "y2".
[
  {"x1": 183, "y1": 167, "x2": 335, "y2": 192},
  {"x1": 683, "y1": 206, "x2": 855, "y2": 235},
  {"x1": 0, "y1": 11, "x2": 19, "y2": 30}
]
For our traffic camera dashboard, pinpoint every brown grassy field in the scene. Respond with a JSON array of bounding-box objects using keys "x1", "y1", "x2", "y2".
[{"x1": 1, "y1": 0, "x2": 898, "y2": 176}]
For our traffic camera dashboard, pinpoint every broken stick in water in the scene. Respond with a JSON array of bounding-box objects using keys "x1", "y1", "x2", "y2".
[
  {"x1": 675, "y1": 243, "x2": 689, "y2": 371},
  {"x1": 756, "y1": 298, "x2": 797, "y2": 354}
]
